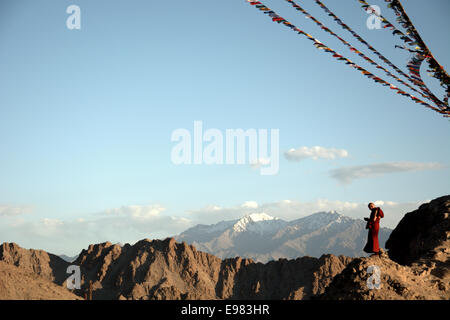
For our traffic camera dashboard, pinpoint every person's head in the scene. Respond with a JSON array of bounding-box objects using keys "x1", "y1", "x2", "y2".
[{"x1": 368, "y1": 202, "x2": 375, "y2": 210}]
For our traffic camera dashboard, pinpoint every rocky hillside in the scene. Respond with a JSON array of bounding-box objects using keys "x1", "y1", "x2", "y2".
[
  {"x1": 317, "y1": 195, "x2": 450, "y2": 300},
  {"x1": 176, "y1": 211, "x2": 392, "y2": 262},
  {"x1": 0, "y1": 238, "x2": 352, "y2": 300},
  {"x1": 0, "y1": 261, "x2": 81, "y2": 300},
  {"x1": 1, "y1": 195, "x2": 448, "y2": 300},
  {"x1": 73, "y1": 238, "x2": 352, "y2": 300},
  {"x1": 0, "y1": 242, "x2": 70, "y2": 285}
]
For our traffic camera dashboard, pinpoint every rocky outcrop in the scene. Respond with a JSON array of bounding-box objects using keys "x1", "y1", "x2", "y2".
[
  {"x1": 73, "y1": 238, "x2": 352, "y2": 300},
  {"x1": 0, "y1": 242, "x2": 70, "y2": 285},
  {"x1": 0, "y1": 261, "x2": 81, "y2": 300},
  {"x1": 316, "y1": 251, "x2": 448, "y2": 300},
  {"x1": 318, "y1": 196, "x2": 450, "y2": 300},
  {"x1": 385, "y1": 195, "x2": 450, "y2": 265}
]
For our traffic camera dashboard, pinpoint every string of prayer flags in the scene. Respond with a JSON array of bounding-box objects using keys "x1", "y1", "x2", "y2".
[
  {"x1": 314, "y1": 0, "x2": 447, "y2": 112},
  {"x1": 284, "y1": 0, "x2": 442, "y2": 110},
  {"x1": 357, "y1": 0, "x2": 448, "y2": 113},
  {"x1": 245, "y1": 0, "x2": 448, "y2": 117},
  {"x1": 383, "y1": 0, "x2": 449, "y2": 106},
  {"x1": 357, "y1": 0, "x2": 415, "y2": 45}
]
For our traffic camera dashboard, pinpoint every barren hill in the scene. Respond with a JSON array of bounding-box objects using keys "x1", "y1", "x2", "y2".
[
  {"x1": 0, "y1": 261, "x2": 80, "y2": 300},
  {"x1": 0, "y1": 242, "x2": 70, "y2": 285},
  {"x1": 73, "y1": 238, "x2": 351, "y2": 300}
]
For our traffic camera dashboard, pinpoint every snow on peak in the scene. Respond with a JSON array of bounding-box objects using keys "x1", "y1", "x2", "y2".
[
  {"x1": 232, "y1": 213, "x2": 282, "y2": 233},
  {"x1": 248, "y1": 213, "x2": 275, "y2": 222}
]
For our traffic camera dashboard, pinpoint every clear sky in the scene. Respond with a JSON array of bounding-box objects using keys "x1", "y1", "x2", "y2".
[{"x1": 0, "y1": 0, "x2": 449, "y2": 255}]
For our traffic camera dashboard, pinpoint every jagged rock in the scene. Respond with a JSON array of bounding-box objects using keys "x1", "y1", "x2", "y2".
[
  {"x1": 385, "y1": 195, "x2": 450, "y2": 265},
  {"x1": 0, "y1": 242, "x2": 70, "y2": 285},
  {"x1": 71, "y1": 237, "x2": 351, "y2": 300},
  {"x1": 316, "y1": 253, "x2": 449, "y2": 300}
]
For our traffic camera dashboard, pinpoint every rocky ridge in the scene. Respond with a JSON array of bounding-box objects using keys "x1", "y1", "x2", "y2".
[
  {"x1": 318, "y1": 195, "x2": 450, "y2": 300},
  {"x1": 1, "y1": 195, "x2": 448, "y2": 300},
  {"x1": 73, "y1": 238, "x2": 351, "y2": 300}
]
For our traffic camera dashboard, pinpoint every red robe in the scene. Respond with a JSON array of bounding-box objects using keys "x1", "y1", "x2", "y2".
[{"x1": 363, "y1": 207, "x2": 384, "y2": 254}]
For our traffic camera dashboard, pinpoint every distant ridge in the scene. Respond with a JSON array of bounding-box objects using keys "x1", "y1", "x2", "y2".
[{"x1": 175, "y1": 211, "x2": 392, "y2": 262}]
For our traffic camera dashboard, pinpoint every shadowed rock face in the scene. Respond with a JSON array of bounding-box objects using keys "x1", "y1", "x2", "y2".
[
  {"x1": 73, "y1": 238, "x2": 352, "y2": 300},
  {"x1": 385, "y1": 195, "x2": 450, "y2": 265}
]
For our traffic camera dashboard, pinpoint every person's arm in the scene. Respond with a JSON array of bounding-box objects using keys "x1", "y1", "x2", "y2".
[
  {"x1": 372, "y1": 208, "x2": 379, "y2": 221},
  {"x1": 369, "y1": 209, "x2": 378, "y2": 222}
]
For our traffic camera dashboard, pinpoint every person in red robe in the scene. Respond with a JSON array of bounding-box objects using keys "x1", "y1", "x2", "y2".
[{"x1": 363, "y1": 202, "x2": 384, "y2": 256}]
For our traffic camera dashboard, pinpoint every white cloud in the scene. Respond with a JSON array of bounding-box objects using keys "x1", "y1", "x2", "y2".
[
  {"x1": 258, "y1": 199, "x2": 360, "y2": 219},
  {"x1": 285, "y1": 146, "x2": 348, "y2": 162},
  {"x1": 185, "y1": 198, "x2": 427, "y2": 230},
  {"x1": 259, "y1": 198, "x2": 429, "y2": 230},
  {"x1": 0, "y1": 198, "x2": 432, "y2": 256},
  {"x1": 190, "y1": 199, "x2": 369, "y2": 226},
  {"x1": 330, "y1": 161, "x2": 444, "y2": 184},
  {"x1": 186, "y1": 205, "x2": 250, "y2": 225},
  {"x1": 0, "y1": 204, "x2": 191, "y2": 256},
  {"x1": 241, "y1": 201, "x2": 258, "y2": 209},
  {"x1": 374, "y1": 200, "x2": 397, "y2": 206},
  {"x1": 0, "y1": 205, "x2": 31, "y2": 217},
  {"x1": 41, "y1": 218, "x2": 64, "y2": 228},
  {"x1": 103, "y1": 204, "x2": 166, "y2": 219}
]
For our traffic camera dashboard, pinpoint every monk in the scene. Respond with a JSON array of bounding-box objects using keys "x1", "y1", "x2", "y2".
[{"x1": 363, "y1": 202, "x2": 384, "y2": 256}]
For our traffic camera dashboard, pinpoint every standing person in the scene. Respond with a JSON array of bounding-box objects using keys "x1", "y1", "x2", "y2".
[{"x1": 363, "y1": 202, "x2": 384, "y2": 256}]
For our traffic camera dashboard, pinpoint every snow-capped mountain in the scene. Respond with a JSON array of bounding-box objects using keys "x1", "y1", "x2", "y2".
[
  {"x1": 175, "y1": 211, "x2": 392, "y2": 262},
  {"x1": 231, "y1": 213, "x2": 287, "y2": 234}
]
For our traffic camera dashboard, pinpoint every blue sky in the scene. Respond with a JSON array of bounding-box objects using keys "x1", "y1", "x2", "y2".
[{"x1": 0, "y1": 0, "x2": 449, "y2": 255}]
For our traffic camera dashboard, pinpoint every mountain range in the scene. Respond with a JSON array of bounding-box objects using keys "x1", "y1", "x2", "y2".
[
  {"x1": 175, "y1": 211, "x2": 392, "y2": 262},
  {"x1": 0, "y1": 195, "x2": 448, "y2": 300}
]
